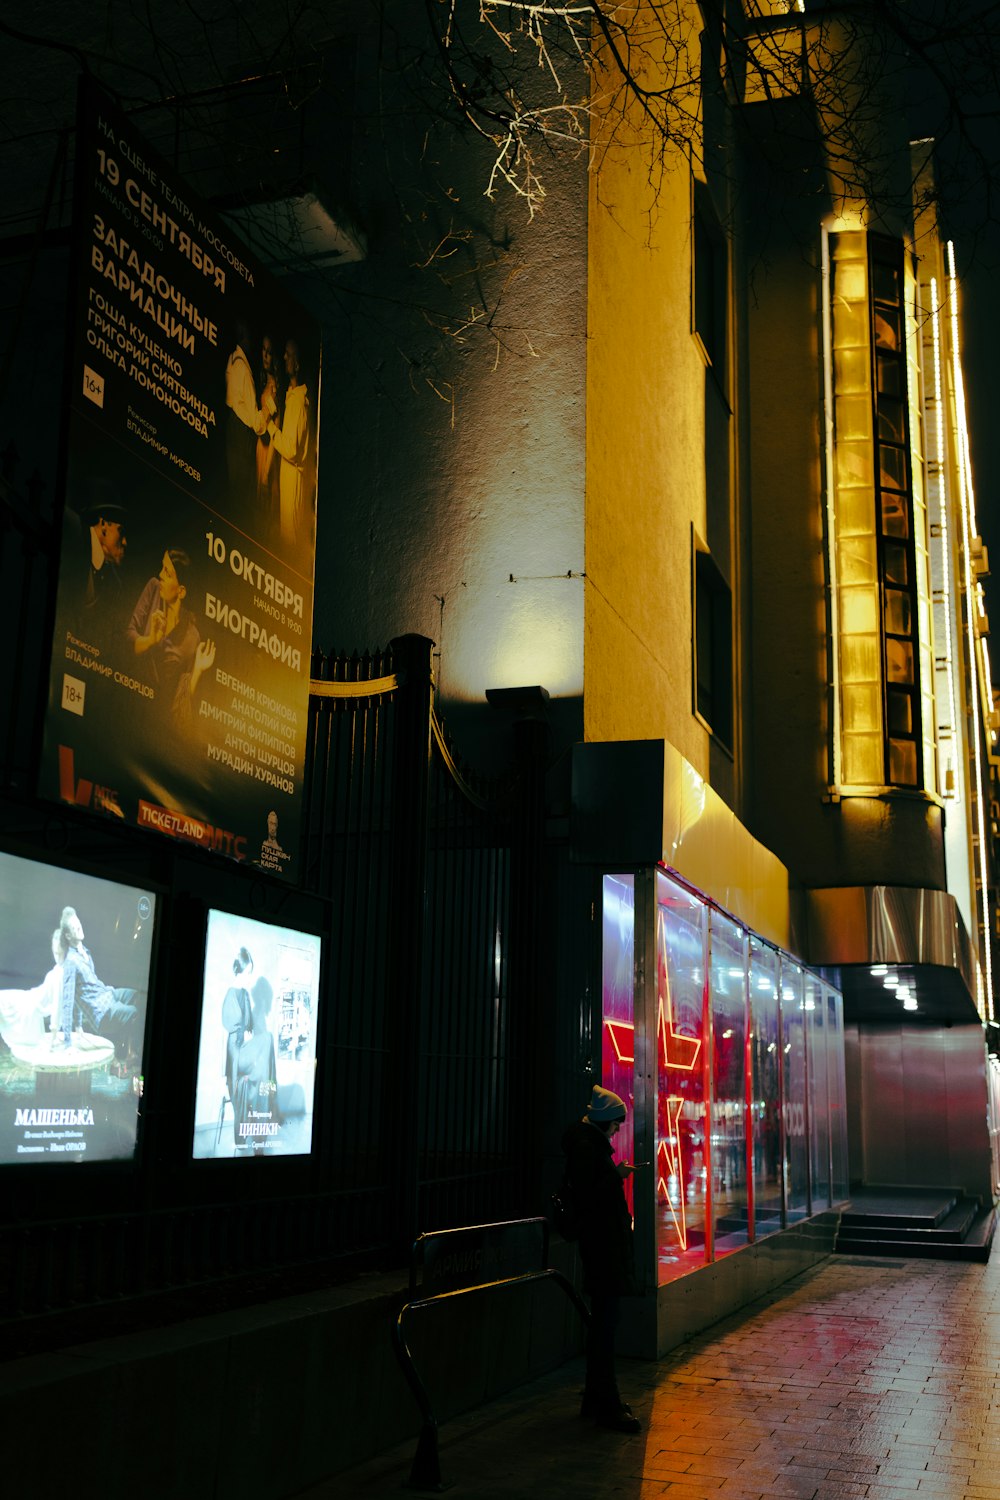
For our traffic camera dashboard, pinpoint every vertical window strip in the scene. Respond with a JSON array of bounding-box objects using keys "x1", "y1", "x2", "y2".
[
  {"x1": 926, "y1": 276, "x2": 960, "y2": 796},
  {"x1": 827, "y1": 231, "x2": 937, "y2": 793},
  {"x1": 905, "y1": 254, "x2": 938, "y2": 795},
  {"x1": 871, "y1": 235, "x2": 921, "y2": 789},
  {"x1": 977, "y1": 577, "x2": 995, "y2": 716},
  {"x1": 946, "y1": 241, "x2": 993, "y2": 1019},
  {"x1": 821, "y1": 227, "x2": 842, "y2": 789},
  {"x1": 830, "y1": 230, "x2": 882, "y2": 788}
]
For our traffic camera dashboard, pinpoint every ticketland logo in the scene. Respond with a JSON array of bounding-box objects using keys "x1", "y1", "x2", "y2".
[
  {"x1": 58, "y1": 745, "x2": 125, "y2": 818},
  {"x1": 137, "y1": 800, "x2": 247, "y2": 860}
]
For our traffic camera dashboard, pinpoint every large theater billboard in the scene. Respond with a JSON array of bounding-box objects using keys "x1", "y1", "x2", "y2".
[{"x1": 41, "y1": 83, "x2": 319, "y2": 882}]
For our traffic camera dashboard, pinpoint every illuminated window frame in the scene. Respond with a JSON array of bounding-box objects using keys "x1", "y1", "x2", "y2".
[{"x1": 825, "y1": 229, "x2": 935, "y2": 793}]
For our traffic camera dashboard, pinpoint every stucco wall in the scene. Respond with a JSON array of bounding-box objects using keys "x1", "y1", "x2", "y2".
[
  {"x1": 584, "y1": 10, "x2": 725, "y2": 788},
  {"x1": 312, "y1": 19, "x2": 589, "y2": 769}
]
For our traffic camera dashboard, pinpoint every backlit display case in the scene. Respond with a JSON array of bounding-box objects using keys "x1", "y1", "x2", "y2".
[
  {"x1": 0, "y1": 847, "x2": 156, "y2": 1164},
  {"x1": 191, "y1": 909, "x2": 322, "y2": 1160}
]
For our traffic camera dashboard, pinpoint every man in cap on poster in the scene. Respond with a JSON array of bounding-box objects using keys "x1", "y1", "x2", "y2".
[
  {"x1": 561, "y1": 1085, "x2": 643, "y2": 1433},
  {"x1": 61, "y1": 486, "x2": 128, "y2": 658}
]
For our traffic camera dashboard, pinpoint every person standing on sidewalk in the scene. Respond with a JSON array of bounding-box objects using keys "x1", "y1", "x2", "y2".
[{"x1": 561, "y1": 1085, "x2": 642, "y2": 1433}]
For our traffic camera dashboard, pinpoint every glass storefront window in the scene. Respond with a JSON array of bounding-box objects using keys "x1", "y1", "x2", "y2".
[
  {"x1": 709, "y1": 911, "x2": 749, "y2": 1256},
  {"x1": 655, "y1": 872, "x2": 707, "y2": 1282},
  {"x1": 806, "y1": 972, "x2": 830, "y2": 1210},
  {"x1": 749, "y1": 939, "x2": 782, "y2": 1238},
  {"x1": 601, "y1": 875, "x2": 636, "y2": 1209},
  {"x1": 827, "y1": 986, "x2": 849, "y2": 1201},
  {"x1": 781, "y1": 960, "x2": 810, "y2": 1222},
  {"x1": 600, "y1": 870, "x2": 847, "y2": 1289}
]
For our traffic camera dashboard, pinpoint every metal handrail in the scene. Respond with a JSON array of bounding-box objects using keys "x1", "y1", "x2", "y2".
[{"x1": 391, "y1": 1220, "x2": 590, "y2": 1491}]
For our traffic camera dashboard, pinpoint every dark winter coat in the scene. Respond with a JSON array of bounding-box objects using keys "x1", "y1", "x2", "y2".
[{"x1": 561, "y1": 1118, "x2": 636, "y2": 1296}]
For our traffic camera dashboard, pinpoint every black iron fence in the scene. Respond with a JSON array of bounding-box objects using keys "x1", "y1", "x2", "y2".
[{"x1": 303, "y1": 634, "x2": 536, "y2": 1256}]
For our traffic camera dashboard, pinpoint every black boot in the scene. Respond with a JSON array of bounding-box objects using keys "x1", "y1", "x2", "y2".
[
  {"x1": 598, "y1": 1401, "x2": 641, "y2": 1434},
  {"x1": 581, "y1": 1391, "x2": 641, "y2": 1433}
]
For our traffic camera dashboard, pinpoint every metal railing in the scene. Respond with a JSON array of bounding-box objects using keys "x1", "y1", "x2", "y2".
[{"x1": 392, "y1": 1218, "x2": 589, "y2": 1490}]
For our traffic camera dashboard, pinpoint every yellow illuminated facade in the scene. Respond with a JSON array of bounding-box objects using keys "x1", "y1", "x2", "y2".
[
  {"x1": 585, "y1": 4, "x2": 737, "y2": 799},
  {"x1": 580, "y1": 1, "x2": 998, "y2": 1294},
  {"x1": 584, "y1": 5, "x2": 996, "y2": 978}
]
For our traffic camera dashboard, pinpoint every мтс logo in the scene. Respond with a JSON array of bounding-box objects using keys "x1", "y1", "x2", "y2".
[{"x1": 83, "y1": 364, "x2": 105, "y2": 408}]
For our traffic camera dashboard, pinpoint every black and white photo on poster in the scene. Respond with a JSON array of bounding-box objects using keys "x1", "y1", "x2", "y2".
[
  {"x1": 191, "y1": 908, "x2": 321, "y2": 1159},
  {"x1": 41, "y1": 82, "x2": 320, "y2": 881},
  {"x1": 0, "y1": 849, "x2": 155, "y2": 1164}
]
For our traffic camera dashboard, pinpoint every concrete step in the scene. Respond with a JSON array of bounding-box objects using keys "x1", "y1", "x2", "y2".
[
  {"x1": 835, "y1": 1206, "x2": 996, "y2": 1263},
  {"x1": 839, "y1": 1187, "x2": 960, "y2": 1231},
  {"x1": 838, "y1": 1197, "x2": 978, "y2": 1245}
]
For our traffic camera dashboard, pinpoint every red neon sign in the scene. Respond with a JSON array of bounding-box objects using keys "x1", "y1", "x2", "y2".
[
  {"x1": 657, "y1": 1096, "x2": 688, "y2": 1246},
  {"x1": 605, "y1": 998, "x2": 701, "y2": 1072}
]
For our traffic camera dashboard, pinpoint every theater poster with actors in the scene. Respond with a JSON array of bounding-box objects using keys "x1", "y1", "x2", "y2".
[
  {"x1": 191, "y1": 908, "x2": 321, "y2": 1159},
  {"x1": 0, "y1": 848, "x2": 156, "y2": 1164},
  {"x1": 40, "y1": 81, "x2": 319, "y2": 882}
]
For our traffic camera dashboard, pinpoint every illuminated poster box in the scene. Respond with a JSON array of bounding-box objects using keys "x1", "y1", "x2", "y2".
[
  {"x1": 0, "y1": 849, "x2": 155, "y2": 1164},
  {"x1": 191, "y1": 908, "x2": 321, "y2": 1159}
]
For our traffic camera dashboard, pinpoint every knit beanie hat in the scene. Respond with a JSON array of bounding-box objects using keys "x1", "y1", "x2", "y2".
[{"x1": 584, "y1": 1085, "x2": 627, "y2": 1124}]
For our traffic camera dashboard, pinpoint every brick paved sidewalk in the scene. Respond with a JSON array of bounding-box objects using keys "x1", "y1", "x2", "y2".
[{"x1": 299, "y1": 1251, "x2": 1000, "y2": 1500}]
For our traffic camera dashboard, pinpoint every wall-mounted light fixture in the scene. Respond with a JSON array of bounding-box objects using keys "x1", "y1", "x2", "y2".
[{"x1": 485, "y1": 685, "x2": 550, "y2": 718}]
